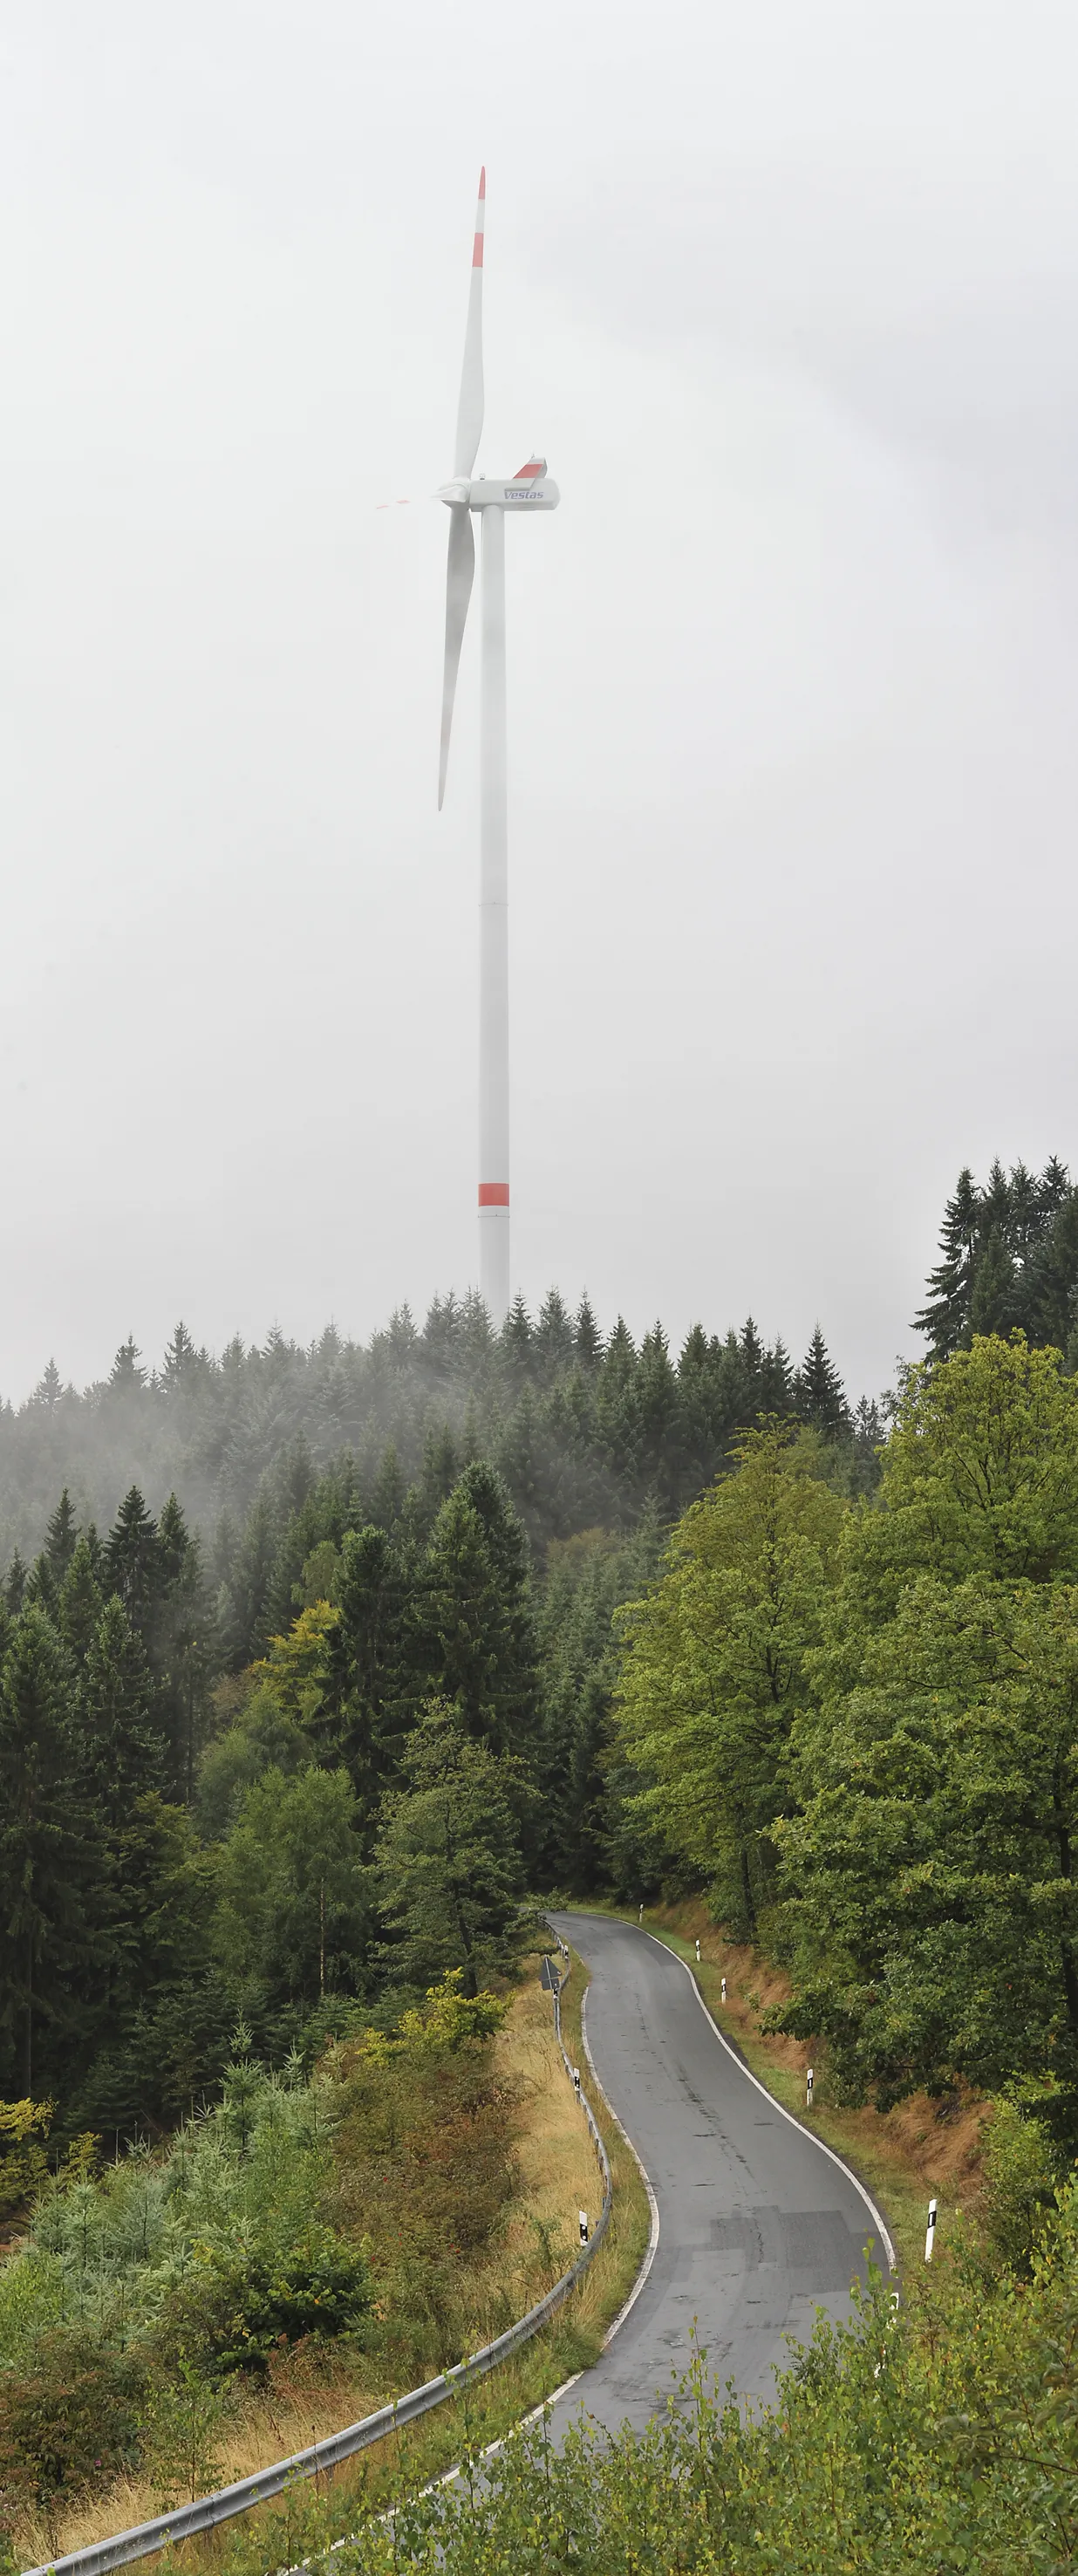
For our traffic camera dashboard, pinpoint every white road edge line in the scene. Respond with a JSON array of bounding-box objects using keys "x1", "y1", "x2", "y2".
[{"x1": 639, "y1": 1929, "x2": 897, "y2": 2273}]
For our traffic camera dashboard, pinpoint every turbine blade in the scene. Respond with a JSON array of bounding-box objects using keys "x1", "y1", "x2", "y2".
[
  {"x1": 438, "y1": 505, "x2": 474, "y2": 808},
  {"x1": 454, "y1": 167, "x2": 485, "y2": 479}
]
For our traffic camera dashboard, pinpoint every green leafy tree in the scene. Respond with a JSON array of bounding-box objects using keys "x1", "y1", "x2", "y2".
[
  {"x1": 214, "y1": 1765, "x2": 372, "y2": 2009},
  {"x1": 774, "y1": 1574, "x2": 1078, "y2": 2108},
  {"x1": 615, "y1": 1427, "x2": 847, "y2": 1934},
  {"x1": 374, "y1": 1705, "x2": 526, "y2": 1995}
]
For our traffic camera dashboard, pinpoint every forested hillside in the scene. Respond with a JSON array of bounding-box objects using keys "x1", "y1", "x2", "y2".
[
  {"x1": 3, "y1": 1159, "x2": 1077, "y2": 2182},
  {"x1": 0, "y1": 1295, "x2": 865, "y2": 1588},
  {"x1": 0, "y1": 1289, "x2": 873, "y2": 2137}
]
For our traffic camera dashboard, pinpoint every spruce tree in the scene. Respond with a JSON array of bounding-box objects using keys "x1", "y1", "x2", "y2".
[
  {"x1": 795, "y1": 1327, "x2": 850, "y2": 1437},
  {"x1": 44, "y1": 1489, "x2": 78, "y2": 1582},
  {"x1": 915, "y1": 1166, "x2": 981, "y2": 1358},
  {"x1": 105, "y1": 1486, "x2": 161, "y2": 1635},
  {"x1": 4, "y1": 1552, "x2": 27, "y2": 1614},
  {"x1": 501, "y1": 1294, "x2": 534, "y2": 1384},
  {"x1": 0, "y1": 1607, "x2": 90, "y2": 2094},
  {"x1": 319, "y1": 1524, "x2": 411, "y2": 1833},
  {"x1": 420, "y1": 1471, "x2": 538, "y2": 1755},
  {"x1": 574, "y1": 1295, "x2": 603, "y2": 1368},
  {"x1": 1031, "y1": 1186, "x2": 1078, "y2": 1351},
  {"x1": 420, "y1": 1424, "x2": 459, "y2": 1520},
  {"x1": 79, "y1": 1597, "x2": 163, "y2": 1828},
  {"x1": 969, "y1": 1230, "x2": 1018, "y2": 1338},
  {"x1": 59, "y1": 1534, "x2": 104, "y2": 1664},
  {"x1": 534, "y1": 1288, "x2": 576, "y2": 1375}
]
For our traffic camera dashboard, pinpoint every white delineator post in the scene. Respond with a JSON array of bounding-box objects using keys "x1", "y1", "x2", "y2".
[
  {"x1": 924, "y1": 2197, "x2": 937, "y2": 2261},
  {"x1": 479, "y1": 502, "x2": 509, "y2": 1322}
]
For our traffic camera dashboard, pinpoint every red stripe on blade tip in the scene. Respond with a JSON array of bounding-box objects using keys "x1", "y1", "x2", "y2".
[{"x1": 478, "y1": 1183, "x2": 509, "y2": 1207}]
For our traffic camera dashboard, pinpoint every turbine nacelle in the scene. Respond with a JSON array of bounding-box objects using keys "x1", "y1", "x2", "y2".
[
  {"x1": 467, "y1": 475, "x2": 560, "y2": 511},
  {"x1": 438, "y1": 464, "x2": 559, "y2": 513}
]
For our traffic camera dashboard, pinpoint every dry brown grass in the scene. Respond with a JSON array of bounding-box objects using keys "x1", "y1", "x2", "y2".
[{"x1": 11, "y1": 1968, "x2": 604, "y2": 2570}]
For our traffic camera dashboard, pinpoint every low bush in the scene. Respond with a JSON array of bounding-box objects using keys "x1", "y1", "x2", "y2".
[
  {"x1": 156, "y1": 2222, "x2": 372, "y2": 2377},
  {"x1": 0, "y1": 2333, "x2": 148, "y2": 2511}
]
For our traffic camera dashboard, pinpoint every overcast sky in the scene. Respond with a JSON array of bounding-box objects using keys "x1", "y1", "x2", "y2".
[{"x1": 2, "y1": 0, "x2": 1076, "y2": 1403}]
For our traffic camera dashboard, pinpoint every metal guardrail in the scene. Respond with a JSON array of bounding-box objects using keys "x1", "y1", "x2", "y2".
[{"x1": 24, "y1": 1934, "x2": 610, "y2": 2576}]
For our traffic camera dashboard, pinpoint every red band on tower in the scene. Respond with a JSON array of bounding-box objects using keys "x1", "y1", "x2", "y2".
[{"x1": 478, "y1": 1183, "x2": 509, "y2": 1207}]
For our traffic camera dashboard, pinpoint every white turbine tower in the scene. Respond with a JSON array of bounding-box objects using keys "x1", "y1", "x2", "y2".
[{"x1": 437, "y1": 169, "x2": 559, "y2": 1326}]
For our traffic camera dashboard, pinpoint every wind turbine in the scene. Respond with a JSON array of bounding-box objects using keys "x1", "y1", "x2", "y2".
[{"x1": 437, "y1": 169, "x2": 559, "y2": 1326}]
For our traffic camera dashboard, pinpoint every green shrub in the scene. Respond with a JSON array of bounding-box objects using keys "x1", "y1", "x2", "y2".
[
  {"x1": 981, "y1": 2093, "x2": 1063, "y2": 2272},
  {"x1": 158, "y1": 2223, "x2": 372, "y2": 2377},
  {"x1": 0, "y1": 2333, "x2": 148, "y2": 2508}
]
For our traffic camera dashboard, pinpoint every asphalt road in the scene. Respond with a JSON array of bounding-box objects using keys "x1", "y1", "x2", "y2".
[{"x1": 545, "y1": 1912, "x2": 892, "y2": 2440}]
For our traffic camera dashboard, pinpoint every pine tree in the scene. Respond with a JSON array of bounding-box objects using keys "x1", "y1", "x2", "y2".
[
  {"x1": 969, "y1": 1230, "x2": 1018, "y2": 1338},
  {"x1": 534, "y1": 1288, "x2": 576, "y2": 1376},
  {"x1": 501, "y1": 1295, "x2": 534, "y2": 1385},
  {"x1": 23, "y1": 1554, "x2": 58, "y2": 1618},
  {"x1": 34, "y1": 1360, "x2": 62, "y2": 1411},
  {"x1": 44, "y1": 1490, "x2": 78, "y2": 1582},
  {"x1": 760, "y1": 1337, "x2": 795, "y2": 1413},
  {"x1": 574, "y1": 1295, "x2": 603, "y2": 1369},
  {"x1": 108, "y1": 1336, "x2": 147, "y2": 1393},
  {"x1": 420, "y1": 1424, "x2": 459, "y2": 1520},
  {"x1": 0, "y1": 1607, "x2": 90, "y2": 2095},
  {"x1": 160, "y1": 1321, "x2": 207, "y2": 1393},
  {"x1": 795, "y1": 1327, "x2": 850, "y2": 1438},
  {"x1": 59, "y1": 1534, "x2": 104, "y2": 1664},
  {"x1": 420, "y1": 1470, "x2": 538, "y2": 1756},
  {"x1": 105, "y1": 1487, "x2": 161, "y2": 1634},
  {"x1": 224, "y1": 1492, "x2": 277, "y2": 1664},
  {"x1": 319, "y1": 1525, "x2": 411, "y2": 1833},
  {"x1": 79, "y1": 1597, "x2": 163, "y2": 1828},
  {"x1": 154, "y1": 1500, "x2": 216, "y2": 1801},
  {"x1": 914, "y1": 1167, "x2": 982, "y2": 1358},
  {"x1": 4, "y1": 1552, "x2": 27, "y2": 1614},
  {"x1": 370, "y1": 1443, "x2": 405, "y2": 1534}
]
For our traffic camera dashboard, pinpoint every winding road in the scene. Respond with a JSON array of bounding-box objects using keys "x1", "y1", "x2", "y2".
[{"x1": 545, "y1": 1913, "x2": 892, "y2": 2438}]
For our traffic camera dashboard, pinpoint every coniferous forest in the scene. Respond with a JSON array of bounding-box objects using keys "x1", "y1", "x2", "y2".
[{"x1": 0, "y1": 1286, "x2": 867, "y2": 2133}]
